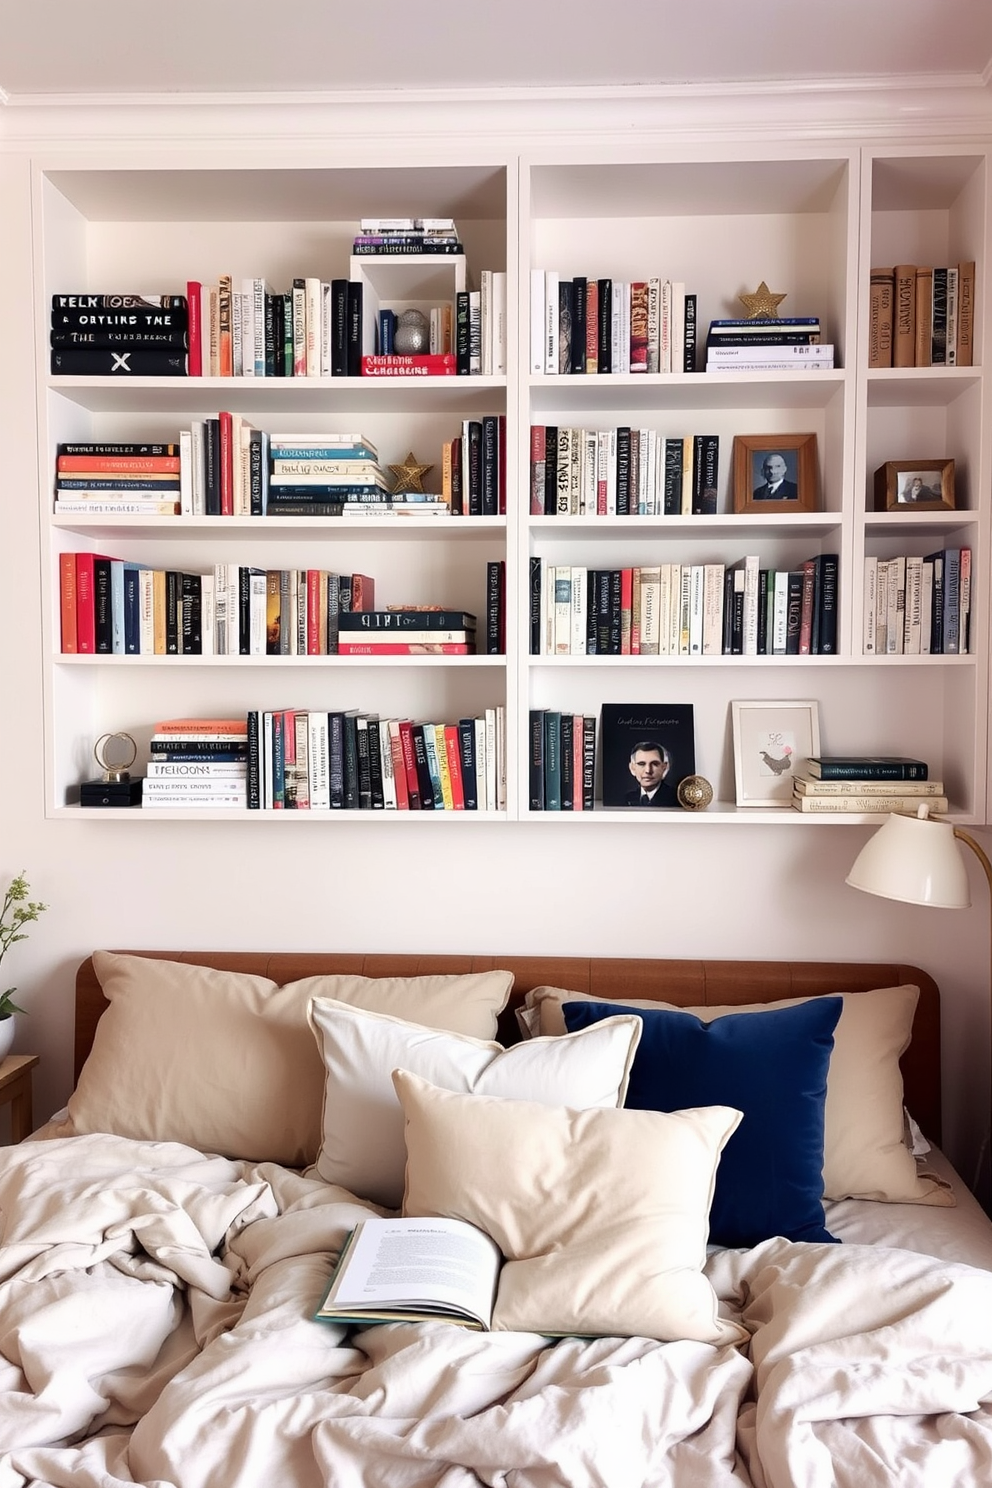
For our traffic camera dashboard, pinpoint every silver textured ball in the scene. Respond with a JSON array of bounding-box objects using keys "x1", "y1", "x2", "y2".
[{"x1": 393, "y1": 309, "x2": 430, "y2": 354}]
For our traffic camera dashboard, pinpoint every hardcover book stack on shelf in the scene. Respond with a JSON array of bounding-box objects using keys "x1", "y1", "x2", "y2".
[
  {"x1": 530, "y1": 272, "x2": 697, "y2": 375},
  {"x1": 265, "y1": 435, "x2": 392, "y2": 518},
  {"x1": 864, "y1": 548, "x2": 971, "y2": 655},
  {"x1": 530, "y1": 426, "x2": 719, "y2": 516},
  {"x1": 336, "y1": 609, "x2": 477, "y2": 657},
  {"x1": 50, "y1": 295, "x2": 189, "y2": 377},
  {"x1": 705, "y1": 317, "x2": 833, "y2": 373},
  {"x1": 352, "y1": 218, "x2": 465, "y2": 256},
  {"x1": 868, "y1": 262, "x2": 975, "y2": 368},
  {"x1": 528, "y1": 710, "x2": 597, "y2": 810},
  {"x1": 531, "y1": 554, "x2": 838, "y2": 658},
  {"x1": 246, "y1": 705, "x2": 505, "y2": 811},
  {"x1": 53, "y1": 442, "x2": 182, "y2": 517},
  {"x1": 142, "y1": 719, "x2": 248, "y2": 810},
  {"x1": 792, "y1": 757, "x2": 947, "y2": 815}
]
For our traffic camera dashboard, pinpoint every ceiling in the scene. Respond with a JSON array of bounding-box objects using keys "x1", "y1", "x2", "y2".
[{"x1": 1, "y1": 0, "x2": 991, "y2": 100}]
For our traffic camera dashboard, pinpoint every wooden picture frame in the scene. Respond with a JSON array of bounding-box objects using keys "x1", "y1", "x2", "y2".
[
  {"x1": 732, "y1": 699, "x2": 821, "y2": 808},
  {"x1": 732, "y1": 433, "x2": 818, "y2": 515},
  {"x1": 873, "y1": 459, "x2": 955, "y2": 512}
]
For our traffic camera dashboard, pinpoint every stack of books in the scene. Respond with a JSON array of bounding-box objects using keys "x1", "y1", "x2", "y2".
[
  {"x1": 792, "y1": 757, "x2": 947, "y2": 815},
  {"x1": 869, "y1": 263, "x2": 975, "y2": 368},
  {"x1": 265, "y1": 434, "x2": 393, "y2": 517},
  {"x1": 351, "y1": 218, "x2": 464, "y2": 256},
  {"x1": 705, "y1": 317, "x2": 832, "y2": 372},
  {"x1": 50, "y1": 294, "x2": 189, "y2": 377},
  {"x1": 54, "y1": 442, "x2": 182, "y2": 517},
  {"x1": 142, "y1": 719, "x2": 248, "y2": 810},
  {"x1": 335, "y1": 608, "x2": 477, "y2": 656}
]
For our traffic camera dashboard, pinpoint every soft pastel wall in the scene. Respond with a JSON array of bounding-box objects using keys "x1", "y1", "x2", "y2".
[{"x1": 0, "y1": 91, "x2": 989, "y2": 1195}]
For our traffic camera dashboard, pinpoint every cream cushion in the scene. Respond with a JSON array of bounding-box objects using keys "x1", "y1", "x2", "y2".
[
  {"x1": 524, "y1": 982, "x2": 951, "y2": 1206},
  {"x1": 67, "y1": 952, "x2": 513, "y2": 1166},
  {"x1": 307, "y1": 997, "x2": 642, "y2": 1207},
  {"x1": 393, "y1": 1069, "x2": 746, "y2": 1345}
]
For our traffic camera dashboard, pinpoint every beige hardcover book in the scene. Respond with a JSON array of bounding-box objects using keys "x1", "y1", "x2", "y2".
[
  {"x1": 638, "y1": 566, "x2": 661, "y2": 655},
  {"x1": 914, "y1": 266, "x2": 933, "y2": 366},
  {"x1": 793, "y1": 793, "x2": 949, "y2": 814},
  {"x1": 868, "y1": 267, "x2": 894, "y2": 367},
  {"x1": 956, "y1": 260, "x2": 976, "y2": 367},
  {"x1": 793, "y1": 775, "x2": 946, "y2": 796},
  {"x1": 892, "y1": 265, "x2": 916, "y2": 367}
]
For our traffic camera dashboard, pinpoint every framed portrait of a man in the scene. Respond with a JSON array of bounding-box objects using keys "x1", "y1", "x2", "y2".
[
  {"x1": 732, "y1": 433, "x2": 818, "y2": 514},
  {"x1": 873, "y1": 459, "x2": 955, "y2": 512}
]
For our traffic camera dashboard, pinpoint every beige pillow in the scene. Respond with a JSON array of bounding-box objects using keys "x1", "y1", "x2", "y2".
[
  {"x1": 393, "y1": 1069, "x2": 746, "y2": 1345},
  {"x1": 68, "y1": 953, "x2": 513, "y2": 1166},
  {"x1": 525, "y1": 983, "x2": 951, "y2": 1207},
  {"x1": 308, "y1": 998, "x2": 642, "y2": 1207}
]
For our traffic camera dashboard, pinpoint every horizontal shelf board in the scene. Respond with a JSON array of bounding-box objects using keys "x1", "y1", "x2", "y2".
[
  {"x1": 863, "y1": 510, "x2": 977, "y2": 533},
  {"x1": 46, "y1": 374, "x2": 507, "y2": 415},
  {"x1": 865, "y1": 366, "x2": 981, "y2": 407},
  {"x1": 55, "y1": 652, "x2": 506, "y2": 667},
  {"x1": 51, "y1": 514, "x2": 505, "y2": 536},
  {"x1": 525, "y1": 652, "x2": 975, "y2": 666},
  {"x1": 521, "y1": 805, "x2": 976, "y2": 824},
  {"x1": 528, "y1": 512, "x2": 840, "y2": 535},
  {"x1": 528, "y1": 370, "x2": 845, "y2": 412},
  {"x1": 51, "y1": 804, "x2": 508, "y2": 822},
  {"x1": 44, "y1": 165, "x2": 509, "y2": 223}
]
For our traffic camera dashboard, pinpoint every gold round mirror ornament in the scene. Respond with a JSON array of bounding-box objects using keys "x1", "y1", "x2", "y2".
[
  {"x1": 94, "y1": 731, "x2": 138, "y2": 784},
  {"x1": 677, "y1": 774, "x2": 714, "y2": 811}
]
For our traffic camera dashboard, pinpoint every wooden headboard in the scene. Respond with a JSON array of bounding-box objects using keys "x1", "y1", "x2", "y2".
[{"x1": 74, "y1": 952, "x2": 942, "y2": 1143}]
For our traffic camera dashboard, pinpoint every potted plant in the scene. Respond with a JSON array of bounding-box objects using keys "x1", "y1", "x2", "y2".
[{"x1": 0, "y1": 872, "x2": 47, "y2": 1060}]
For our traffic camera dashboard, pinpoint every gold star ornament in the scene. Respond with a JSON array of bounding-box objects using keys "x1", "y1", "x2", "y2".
[
  {"x1": 388, "y1": 451, "x2": 434, "y2": 495},
  {"x1": 738, "y1": 281, "x2": 787, "y2": 319}
]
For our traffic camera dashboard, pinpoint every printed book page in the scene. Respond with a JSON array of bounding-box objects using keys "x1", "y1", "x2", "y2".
[{"x1": 316, "y1": 1216, "x2": 502, "y2": 1329}]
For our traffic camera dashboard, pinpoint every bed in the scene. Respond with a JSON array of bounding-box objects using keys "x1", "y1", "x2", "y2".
[{"x1": 0, "y1": 949, "x2": 990, "y2": 1487}]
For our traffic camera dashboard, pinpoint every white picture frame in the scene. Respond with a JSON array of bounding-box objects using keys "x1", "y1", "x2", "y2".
[{"x1": 732, "y1": 699, "x2": 821, "y2": 808}]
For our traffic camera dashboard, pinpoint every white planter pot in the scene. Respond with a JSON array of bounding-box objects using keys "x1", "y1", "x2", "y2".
[{"x1": 0, "y1": 1016, "x2": 15, "y2": 1061}]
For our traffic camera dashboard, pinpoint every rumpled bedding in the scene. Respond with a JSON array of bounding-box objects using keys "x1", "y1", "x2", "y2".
[{"x1": 0, "y1": 1133, "x2": 991, "y2": 1488}]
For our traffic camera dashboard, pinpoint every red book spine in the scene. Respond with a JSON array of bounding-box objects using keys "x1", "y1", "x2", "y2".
[
  {"x1": 620, "y1": 566, "x2": 633, "y2": 654},
  {"x1": 397, "y1": 720, "x2": 421, "y2": 809},
  {"x1": 348, "y1": 573, "x2": 375, "y2": 612},
  {"x1": 799, "y1": 559, "x2": 817, "y2": 655},
  {"x1": 573, "y1": 714, "x2": 584, "y2": 810},
  {"x1": 186, "y1": 280, "x2": 202, "y2": 377},
  {"x1": 218, "y1": 411, "x2": 234, "y2": 516},
  {"x1": 360, "y1": 354, "x2": 456, "y2": 376},
  {"x1": 57, "y1": 455, "x2": 181, "y2": 473},
  {"x1": 59, "y1": 552, "x2": 77, "y2": 653},
  {"x1": 306, "y1": 571, "x2": 321, "y2": 655},
  {"x1": 443, "y1": 724, "x2": 466, "y2": 809},
  {"x1": 74, "y1": 552, "x2": 97, "y2": 653},
  {"x1": 336, "y1": 641, "x2": 471, "y2": 656},
  {"x1": 388, "y1": 726, "x2": 409, "y2": 809},
  {"x1": 530, "y1": 424, "x2": 545, "y2": 515}
]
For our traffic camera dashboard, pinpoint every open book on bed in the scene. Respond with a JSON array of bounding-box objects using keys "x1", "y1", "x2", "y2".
[{"x1": 316, "y1": 1216, "x2": 502, "y2": 1330}]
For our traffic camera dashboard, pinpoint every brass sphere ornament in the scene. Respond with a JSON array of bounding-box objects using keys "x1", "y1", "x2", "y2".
[{"x1": 677, "y1": 774, "x2": 714, "y2": 811}]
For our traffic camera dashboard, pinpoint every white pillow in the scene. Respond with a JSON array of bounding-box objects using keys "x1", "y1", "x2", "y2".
[
  {"x1": 393, "y1": 1069, "x2": 746, "y2": 1345},
  {"x1": 523, "y1": 982, "x2": 952, "y2": 1207},
  {"x1": 307, "y1": 997, "x2": 643, "y2": 1208}
]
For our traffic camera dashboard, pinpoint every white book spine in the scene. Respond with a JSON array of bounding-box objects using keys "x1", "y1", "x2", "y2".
[
  {"x1": 179, "y1": 428, "x2": 193, "y2": 517},
  {"x1": 606, "y1": 428, "x2": 618, "y2": 514},
  {"x1": 688, "y1": 564, "x2": 705, "y2": 655},
  {"x1": 190, "y1": 420, "x2": 206, "y2": 517},
  {"x1": 473, "y1": 717, "x2": 487, "y2": 811},
  {"x1": 863, "y1": 555, "x2": 878, "y2": 654},
  {"x1": 772, "y1": 571, "x2": 790, "y2": 655},
  {"x1": 554, "y1": 566, "x2": 573, "y2": 654},
  {"x1": 582, "y1": 430, "x2": 597, "y2": 516},
  {"x1": 569, "y1": 565, "x2": 587, "y2": 655},
  {"x1": 493, "y1": 271, "x2": 507, "y2": 376},
  {"x1": 544, "y1": 270, "x2": 559, "y2": 375},
  {"x1": 660, "y1": 278, "x2": 672, "y2": 373},
  {"x1": 138, "y1": 567, "x2": 155, "y2": 654},
  {"x1": 903, "y1": 555, "x2": 923, "y2": 654},
  {"x1": 480, "y1": 268, "x2": 492, "y2": 377},
  {"x1": 249, "y1": 571, "x2": 267, "y2": 656},
  {"x1": 920, "y1": 559, "x2": 933, "y2": 654},
  {"x1": 702, "y1": 563, "x2": 725, "y2": 655},
  {"x1": 240, "y1": 277, "x2": 256, "y2": 376},
  {"x1": 309, "y1": 711, "x2": 331, "y2": 809},
  {"x1": 742, "y1": 556, "x2": 760, "y2": 656},
  {"x1": 199, "y1": 574, "x2": 215, "y2": 656},
  {"x1": 530, "y1": 268, "x2": 545, "y2": 374}
]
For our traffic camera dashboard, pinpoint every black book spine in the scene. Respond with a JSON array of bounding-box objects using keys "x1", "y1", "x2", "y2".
[
  {"x1": 271, "y1": 712, "x2": 286, "y2": 808},
  {"x1": 558, "y1": 280, "x2": 574, "y2": 375},
  {"x1": 346, "y1": 282, "x2": 363, "y2": 377},
  {"x1": 595, "y1": 570, "x2": 612, "y2": 654},
  {"x1": 663, "y1": 438, "x2": 683, "y2": 515},
  {"x1": 582, "y1": 716, "x2": 596, "y2": 811},
  {"x1": 248, "y1": 431, "x2": 264, "y2": 516},
  {"x1": 58, "y1": 441, "x2": 181, "y2": 457},
  {"x1": 246, "y1": 712, "x2": 261, "y2": 810},
  {"x1": 756, "y1": 569, "x2": 769, "y2": 655},
  {"x1": 264, "y1": 292, "x2": 279, "y2": 377},
  {"x1": 164, "y1": 569, "x2": 181, "y2": 655},
  {"x1": 367, "y1": 718, "x2": 385, "y2": 809},
  {"x1": 123, "y1": 565, "x2": 141, "y2": 654},
  {"x1": 181, "y1": 572, "x2": 201, "y2": 654},
  {"x1": 487, "y1": 559, "x2": 505, "y2": 654},
  {"x1": 458, "y1": 719, "x2": 478, "y2": 810},
  {"x1": 465, "y1": 421, "x2": 482, "y2": 515},
  {"x1": 559, "y1": 713, "x2": 575, "y2": 809},
  {"x1": 692, "y1": 434, "x2": 719, "y2": 514},
  {"x1": 411, "y1": 725, "x2": 436, "y2": 809},
  {"x1": 543, "y1": 425, "x2": 558, "y2": 515},
  {"x1": 281, "y1": 292, "x2": 295, "y2": 375},
  {"x1": 615, "y1": 427, "x2": 631, "y2": 515},
  {"x1": 93, "y1": 557, "x2": 113, "y2": 653},
  {"x1": 608, "y1": 568, "x2": 622, "y2": 654},
  {"x1": 597, "y1": 279, "x2": 612, "y2": 373},
  {"x1": 331, "y1": 278, "x2": 349, "y2": 376},
  {"x1": 50, "y1": 347, "x2": 187, "y2": 376},
  {"x1": 931, "y1": 268, "x2": 948, "y2": 365},
  {"x1": 529, "y1": 709, "x2": 545, "y2": 810},
  {"x1": 455, "y1": 291, "x2": 471, "y2": 374},
  {"x1": 328, "y1": 713, "x2": 345, "y2": 808},
  {"x1": 52, "y1": 294, "x2": 188, "y2": 311},
  {"x1": 342, "y1": 714, "x2": 359, "y2": 808},
  {"x1": 570, "y1": 277, "x2": 587, "y2": 374},
  {"x1": 683, "y1": 292, "x2": 697, "y2": 372},
  {"x1": 816, "y1": 553, "x2": 840, "y2": 655},
  {"x1": 543, "y1": 711, "x2": 561, "y2": 809},
  {"x1": 203, "y1": 418, "x2": 221, "y2": 516},
  {"x1": 481, "y1": 415, "x2": 499, "y2": 515},
  {"x1": 721, "y1": 569, "x2": 735, "y2": 655},
  {"x1": 50, "y1": 307, "x2": 188, "y2": 330},
  {"x1": 51, "y1": 327, "x2": 188, "y2": 348},
  {"x1": 530, "y1": 555, "x2": 543, "y2": 655},
  {"x1": 586, "y1": 569, "x2": 600, "y2": 654}
]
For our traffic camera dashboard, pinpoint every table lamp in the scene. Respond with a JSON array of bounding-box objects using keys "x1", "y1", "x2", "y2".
[{"x1": 845, "y1": 804, "x2": 991, "y2": 1197}]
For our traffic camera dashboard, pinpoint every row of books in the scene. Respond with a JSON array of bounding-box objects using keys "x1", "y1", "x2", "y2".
[
  {"x1": 243, "y1": 707, "x2": 506, "y2": 812},
  {"x1": 528, "y1": 711, "x2": 597, "y2": 811},
  {"x1": 529, "y1": 272, "x2": 696, "y2": 376},
  {"x1": 50, "y1": 294, "x2": 189, "y2": 377},
  {"x1": 704, "y1": 316, "x2": 833, "y2": 372},
  {"x1": 529, "y1": 426, "x2": 719, "y2": 517},
  {"x1": 530, "y1": 555, "x2": 839, "y2": 657},
  {"x1": 59, "y1": 556, "x2": 377, "y2": 656},
  {"x1": 868, "y1": 263, "x2": 975, "y2": 369},
  {"x1": 790, "y1": 765, "x2": 947, "y2": 815},
  {"x1": 863, "y1": 548, "x2": 971, "y2": 655}
]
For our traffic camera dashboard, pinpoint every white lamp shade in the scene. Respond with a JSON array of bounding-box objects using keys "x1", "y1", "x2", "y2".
[{"x1": 846, "y1": 811, "x2": 971, "y2": 909}]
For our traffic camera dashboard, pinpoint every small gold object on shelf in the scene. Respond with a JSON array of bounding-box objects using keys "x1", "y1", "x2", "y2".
[
  {"x1": 388, "y1": 451, "x2": 434, "y2": 495},
  {"x1": 738, "y1": 281, "x2": 787, "y2": 319},
  {"x1": 677, "y1": 775, "x2": 714, "y2": 811},
  {"x1": 80, "y1": 732, "x2": 143, "y2": 808}
]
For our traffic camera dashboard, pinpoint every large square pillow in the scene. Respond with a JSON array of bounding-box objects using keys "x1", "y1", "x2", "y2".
[
  {"x1": 307, "y1": 997, "x2": 642, "y2": 1207},
  {"x1": 561, "y1": 996, "x2": 842, "y2": 1248},
  {"x1": 67, "y1": 952, "x2": 514, "y2": 1166},
  {"x1": 393, "y1": 1068, "x2": 747, "y2": 1345},
  {"x1": 528, "y1": 982, "x2": 950, "y2": 1207}
]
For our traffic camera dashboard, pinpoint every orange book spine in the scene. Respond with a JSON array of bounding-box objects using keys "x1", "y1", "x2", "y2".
[{"x1": 59, "y1": 552, "x2": 78, "y2": 652}]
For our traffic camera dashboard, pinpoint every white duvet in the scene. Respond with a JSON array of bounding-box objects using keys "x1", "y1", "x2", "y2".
[{"x1": 0, "y1": 1133, "x2": 990, "y2": 1488}]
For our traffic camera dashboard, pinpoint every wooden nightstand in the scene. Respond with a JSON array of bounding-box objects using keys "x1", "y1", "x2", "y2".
[{"x1": 0, "y1": 1055, "x2": 39, "y2": 1143}]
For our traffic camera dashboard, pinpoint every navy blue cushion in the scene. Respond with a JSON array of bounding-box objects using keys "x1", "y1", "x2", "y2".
[{"x1": 560, "y1": 997, "x2": 842, "y2": 1249}]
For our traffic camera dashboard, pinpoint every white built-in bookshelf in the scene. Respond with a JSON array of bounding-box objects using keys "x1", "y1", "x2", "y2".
[{"x1": 34, "y1": 145, "x2": 991, "y2": 822}]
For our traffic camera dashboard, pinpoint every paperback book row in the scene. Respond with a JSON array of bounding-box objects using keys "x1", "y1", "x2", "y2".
[
  {"x1": 791, "y1": 759, "x2": 947, "y2": 815},
  {"x1": 705, "y1": 317, "x2": 834, "y2": 373},
  {"x1": 530, "y1": 554, "x2": 839, "y2": 657},
  {"x1": 868, "y1": 262, "x2": 976, "y2": 369},
  {"x1": 59, "y1": 556, "x2": 504, "y2": 657},
  {"x1": 863, "y1": 548, "x2": 971, "y2": 655},
  {"x1": 528, "y1": 710, "x2": 597, "y2": 811},
  {"x1": 530, "y1": 426, "x2": 719, "y2": 517},
  {"x1": 141, "y1": 709, "x2": 507, "y2": 812},
  {"x1": 529, "y1": 272, "x2": 697, "y2": 376}
]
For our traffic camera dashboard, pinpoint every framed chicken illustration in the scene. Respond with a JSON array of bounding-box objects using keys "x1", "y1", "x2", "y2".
[{"x1": 731, "y1": 699, "x2": 821, "y2": 808}]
